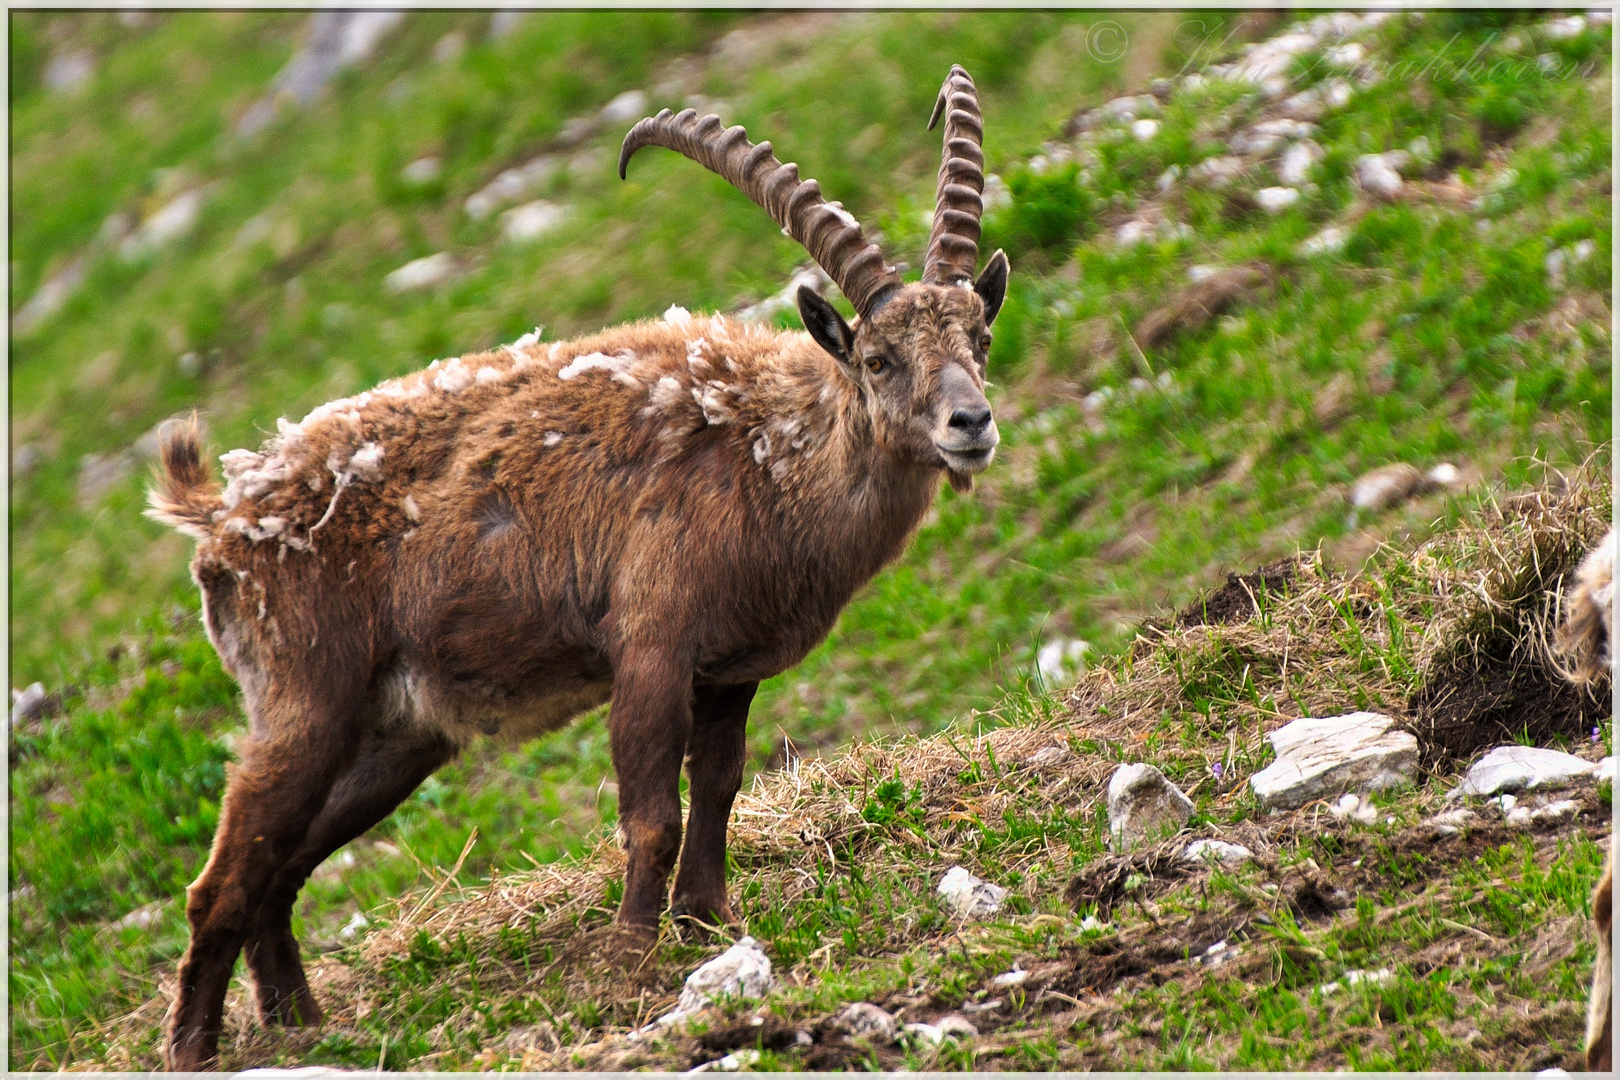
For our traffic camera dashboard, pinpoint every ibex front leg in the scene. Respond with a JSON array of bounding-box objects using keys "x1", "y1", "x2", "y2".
[
  {"x1": 671, "y1": 682, "x2": 756, "y2": 928},
  {"x1": 609, "y1": 647, "x2": 693, "y2": 932}
]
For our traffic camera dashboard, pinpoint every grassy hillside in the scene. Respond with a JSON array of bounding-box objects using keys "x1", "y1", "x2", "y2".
[{"x1": 9, "y1": 8, "x2": 1612, "y2": 1069}]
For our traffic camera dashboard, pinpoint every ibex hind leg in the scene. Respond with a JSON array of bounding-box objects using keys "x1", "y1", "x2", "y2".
[
  {"x1": 244, "y1": 727, "x2": 458, "y2": 1028},
  {"x1": 164, "y1": 687, "x2": 366, "y2": 1071},
  {"x1": 671, "y1": 682, "x2": 756, "y2": 930}
]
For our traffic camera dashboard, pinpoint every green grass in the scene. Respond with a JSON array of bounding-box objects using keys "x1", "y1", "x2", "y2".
[{"x1": 9, "y1": 8, "x2": 1613, "y2": 1069}]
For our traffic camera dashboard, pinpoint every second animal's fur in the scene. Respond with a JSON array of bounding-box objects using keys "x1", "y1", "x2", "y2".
[{"x1": 149, "y1": 66, "x2": 1009, "y2": 1070}]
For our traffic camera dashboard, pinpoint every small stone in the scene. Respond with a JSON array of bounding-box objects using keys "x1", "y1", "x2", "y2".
[
  {"x1": 1329, "y1": 793, "x2": 1379, "y2": 826},
  {"x1": 1157, "y1": 165, "x2": 1181, "y2": 193},
  {"x1": 501, "y1": 200, "x2": 569, "y2": 243},
  {"x1": 77, "y1": 452, "x2": 133, "y2": 508},
  {"x1": 902, "y1": 1022, "x2": 943, "y2": 1046},
  {"x1": 384, "y1": 252, "x2": 455, "y2": 292},
  {"x1": 1299, "y1": 224, "x2": 1348, "y2": 257},
  {"x1": 489, "y1": 10, "x2": 527, "y2": 38},
  {"x1": 1425, "y1": 462, "x2": 1462, "y2": 488},
  {"x1": 11, "y1": 443, "x2": 42, "y2": 478},
  {"x1": 338, "y1": 911, "x2": 369, "y2": 940},
  {"x1": 113, "y1": 900, "x2": 164, "y2": 931},
  {"x1": 1131, "y1": 118, "x2": 1160, "y2": 141},
  {"x1": 1545, "y1": 14, "x2": 1588, "y2": 39},
  {"x1": 1278, "y1": 139, "x2": 1324, "y2": 185},
  {"x1": 1509, "y1": 798, "x2": 1581, "y2": 828},
  {"x1": 832, "y1": 1002, "x2": 896, "y2": 1044},
  {"x1": 1325, "y1": 42, "x2": 1366, "y2": 67},
  {"x1": 1036, "y1": 638, "x2": 1090, "y2": 687},
  {"x1": 1350, "y1": 463, "x2": 1424, "y2": 512},
  {"x1": 45, "y1": 49, "x2": 96, "y2": 93},
  {"x1": 1249, "y1": 712, "x2": 1418, "y2": 811},
  {"x1": 1181, "y1": 839, "x2": 1254, "y2": 866},
  {"x1": 1427, "y1": 807, "x2": 1477, "y2": 837},
  {"x1": 120, "y1": 189, "x2": 205, "y2": 261},
  {"x1": 1317, "y1": 967, "x2": 1393, "y2": 996},
  {"x1": 401, "y1": 156, "x2": 441, "y2": 185},
  {"x1": 1079, "y1": 915, "x2": 1109, "y2": 932},
  {"x1": 990, "y1": 966, "x2": 1029, "y2": 988},
  {"x1": 1255, "y1": 186, "x2": 1301, "y2": 213},
  {"x1": 1355, "y1": 153, "x2": 1406, "y2": 199},
  {"x1": 1450, "y1": 745, "x2": 1601, "y2": 798},
  {"x1": 677, "y1": 936, "x2": 773, "y2": 1015},
  {"x1": 1187, "y1": 156, "x2": 1245, "y2": 189},
  {"x1": 935, "y1": 1015, "x2": 978, "y2": 1040},
  {"x1": 937, "y1": 866, "x2": 1007, "y2": 918},
  {"x1": 432, "y1": 31, "x2": 465, "y2": 64},
  {"x1": 1108, "y1": 763, "x2": 1195, "y2": 851},
  {"x1": 601, "y1": 89, "x2": 649, "y2": 124},
  {"x1": 1196, "y1": 940, "x2": 1241, "y2": 967}
]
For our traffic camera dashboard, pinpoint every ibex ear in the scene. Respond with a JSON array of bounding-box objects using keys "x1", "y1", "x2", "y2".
[
  {"x1": 974, "y1": 249, "x2": 1010, "y2": 326},
  {"x1": 798, "y1": 285, "x2": 856, "y2": 366}
]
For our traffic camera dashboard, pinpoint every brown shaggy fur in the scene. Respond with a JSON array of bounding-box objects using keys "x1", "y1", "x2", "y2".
[
  {"x1": 146, "y1": 277, "x2": 1008, "y2": 1068},
  {"x1": 1556, "y1": 527, "x2": 1614, "y2": 1071}
]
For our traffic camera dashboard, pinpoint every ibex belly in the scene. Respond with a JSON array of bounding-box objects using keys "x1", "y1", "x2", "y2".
[{"x1": 376, "y1": 661, "x2": 612, "y2": 746}]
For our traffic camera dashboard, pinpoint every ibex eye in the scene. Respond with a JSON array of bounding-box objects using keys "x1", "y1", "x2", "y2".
[
  {"x1": 866, "y1": 356, "x2": 886, "y2": 374},
  {"x1": 979, "y1": 335, "x2": 993, "y2": 351}
]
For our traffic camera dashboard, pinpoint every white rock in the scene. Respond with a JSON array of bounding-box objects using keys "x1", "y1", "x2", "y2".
[
  {"x1": 1249, "y1": 712, "x2": 1418, "y2": 810},
  {"x1": 113, "y1": 900, "x2": 164, "y2": 930},
  {"x1": 489, "y1": 10, "x2": 527, "y2": 38},
  {"x1": 465, "y1": 155, "x2": 562, "y2": 220},
  {"x1": 1256, "y1": 186, "x2": 1301, "y2": 213},
  {"x1": 1545, "y1": 15, "x2": 1588, "y2": 39},
  {"x1": 982, "y1": 173, "x2": 1011, "y2": 212},
  {"x1": 602, "y1": 89, "x2": 650, "y2": 124},
  {"x1": 991, "y1": 966, "x2": 1029, "y2": 988},
  {"x1": 1188, "y1": 264, "x2": 1221, "y2": 282},
  {"x1": 1131, "y1": 118, "x2": 1161, "y2": 141},
  {"x1": 1157, "y1": 165, "x2": 1182, "y2": 193},
  {"x1": 736, "y1": 265, "x2": 831, "y2": 323},
  {"x1": 1188, "y1": 156, "x2": 1245, "y2": 189},
  {"x1": 832, "y1": 1002, "x2": 897, "y2": 1043},
  {"x1": 1108, "y1": 763, "x2": 1195, "y2": 851},
  {"x1": 384, "y1": 252, "x2": 455, "y2": 292},
  {"x1": 401, "y1": 156, "x2": 441, "y2": 184},
  {"x1": 238, "y1": 11, "x2": 404, "y2": 137},
  {"x1": 1300, "y1": 224, "x2": 1348, "y2": 256},
  {"x1": 10, "y1": 683, "x2": 49, "y2": 728},
  {"x1": 1355, "y1": 153, "x2": 1406, "y2": 198},
  {"x1": 1325, "y1": 42, "x2": 1366, "y2": 67},
  {"x1": 1427, "y1": 807, "x2": 1477, "y2": 837},
  {"x1": 1600, "y1": 757, "x2": 1615, "y2": 784},
  {"x1": 1279, "y1": 139, "x2": 1324, "y2": 185},
  {"x1": 1349, "y1": 463, "x2": 1423, "y2": 512},
  {"x1": 1181, "y1": 839, "x2": 1254, "y2": 866},
  {"x1": 902, "y1": 1022, "x2": 944, "y2": 1047},
  {"x1": 1195, "y1": 939, "x2": 1242, "y2": 967},
  {"x1": 1425, "y1": 462, "x2": 1462, "y2": 488},
  {"x1": 699, "y1": 1048, "x2": 761, "y2": 1072},
  {"x1": 78, "y1": 452, "x2": 133, "y2": 507},
  {"x1": 120, "y1": 189, "x2": 205, "y2": 261},
  {"x1": 935, "y1": 1015, "x2": 978, "y2": 1040},
  {"x1": 338, "y1": 911, "x2": 369, "y2": 940},
  {"x1": 12, "y1": 256, "x2": 87, "y2": 335},
  {"x1": 1079, "y1": 915, "x2": 1110, "y2": 932},
  {"x1": 1451, "y1": 746, "x2": 1601, "y2": 798},
  {"x1": 677, "y1": 937, "x2": 773, "y2": 1015},
  {"x1": 1507, "y1": 798, "x2": 1581, "y2": 828},
  {"x1": 1037, "y1": 638, "x2": 1090, "y2": 687},
  {"x1": 1329, "y1": 792, "x2": 1379, "y2": 826},
  {"x1": 501, "y1": 200, "x2": 569, "y2": 243},
  {"x1": 45, "y1": 49, "x2": 96, "y2": 93},
  {"x1": 1318, "y1": 967, "x2": 1393, "y2": 996},
  {"x1": 938, "y1": 866, "x2": 1007, "y2": 918},
  {"x1": 1547, "y1": 248, "x2": 1569, "y2": 290},
  {"x1": 1588, "y1": 9, "x2": 1612, "y2": 28}
]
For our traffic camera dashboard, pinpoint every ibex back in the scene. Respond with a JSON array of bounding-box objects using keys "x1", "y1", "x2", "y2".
[{"x1": 148, "y1": 65, "x2": 1009, "y2": 1069}]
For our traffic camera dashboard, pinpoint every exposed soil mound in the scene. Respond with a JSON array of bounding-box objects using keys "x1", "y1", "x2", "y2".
[{"x1": 1176, "y1": 557, "x2": 1299, "y2": 628}]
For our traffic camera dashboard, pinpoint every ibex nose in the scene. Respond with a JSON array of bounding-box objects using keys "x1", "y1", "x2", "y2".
[{"x1": 948, "y1": 406, "x2": 993, "y2": 434}]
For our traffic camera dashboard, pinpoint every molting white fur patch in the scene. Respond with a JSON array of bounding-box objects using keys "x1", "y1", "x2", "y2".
[
  {"x1": 752, "y1": 431, "x2": 771, "y2": 464},
  {"x1": 511, "y1": 327, "x2": 542, "y2": 349},
  {"x1": 542, "y1": 430, "x2": 564, "y2": 447},
  {"x1": 558, "y1": 351, "x2": 637, "y2": 382},
  {"x1": 347, "y1": 442, "x2": 386, "y2": 482},
  {"x1": 694, "y1": 381, "x2": 735, "y2": 425},
  {"x1": 475, "y1": 366, "x2": 502, "y2": 385},
  {"x1": 647, "y1": 375, "x2": 685, "y2": 412},
  {"x1": 663, "y1": 305, "x2": 692, "y2": 325},
  {"x1": 433, "y1": 359, "x2": 475, "y2": 394},
  {"x1": 402, "y1": 495, "x2": 422, "y2": 522}
]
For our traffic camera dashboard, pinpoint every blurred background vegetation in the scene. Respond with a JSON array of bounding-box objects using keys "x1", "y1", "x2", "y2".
[{"x1": 8, "y1": 8, "x2": 1610, "y2": 1066}]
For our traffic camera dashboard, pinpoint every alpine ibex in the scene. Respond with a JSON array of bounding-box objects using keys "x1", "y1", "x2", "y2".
[
  {"x1": 1556, "y1": 527, "x2": 1614, "y2": 1073},
  {"x1": 148, "y1": 66, "x2": 1008, "y2": 1069}
]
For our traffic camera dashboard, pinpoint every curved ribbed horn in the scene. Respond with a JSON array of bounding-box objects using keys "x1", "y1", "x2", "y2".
[
  {"x1": 922, "y1": 65, "x2": 986, "y2": 287},
  {"x1": 620, "y1": 109, "x2": 902, "y2": 318}
]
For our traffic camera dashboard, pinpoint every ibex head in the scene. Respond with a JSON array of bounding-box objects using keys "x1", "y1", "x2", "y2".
[{"x1": 620, "y1": 64, "x2": 1009, "y2": 491}]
